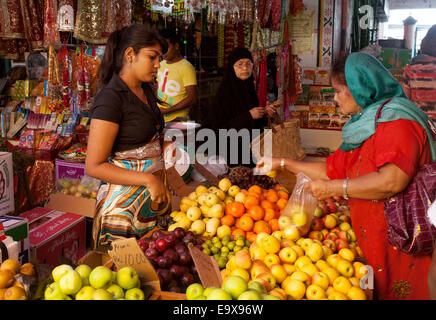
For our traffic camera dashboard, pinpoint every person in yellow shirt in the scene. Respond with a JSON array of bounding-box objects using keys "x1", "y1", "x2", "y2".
[{"x1": 157, "y1": 29, "x2": 197, "y2": 122}]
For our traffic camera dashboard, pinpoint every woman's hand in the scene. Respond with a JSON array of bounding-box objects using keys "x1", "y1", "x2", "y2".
[
  {"x1": 304, "y1": 179, "x2": 339, "y2": 201},
  {"x1": 250, "y1": 107, "x2": 265, "y2": 119},
  {"x1": 146, "y1": 174, "x2": 168, "y2": 203},
  {"x1": 255, "y1": 157, "x2": 283, "y2": 174},
  {"x1": 265, "y1": 103, "x2": 277, "y2": 117}
]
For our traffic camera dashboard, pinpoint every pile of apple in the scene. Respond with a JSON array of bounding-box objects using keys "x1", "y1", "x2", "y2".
[
  {"x1": 0, "y1": 259, "x2": 35, "y2": 300},
  {"x1": 308, "y1": 196, "x2": 363, "y2": 257},
  {"x1": 137, "y1": 228, "x2": 203, "y2": 293},
  {"x1": 44, "y1": 264, "x2": 145, "y2": 300},
  {"x1": 219, "y1": 232, "x2": 369, "y2": 300},
  {"x1": 169, "y1": 179, "x2": 289, "y2": 243},
  {"x1": 185, "y1": 275, "x2": 281, "y2": 300},
  {"x1": 57, "y1": 177, "x2": 98, "y2": 199},
  {"x1": 201, "y1": 235, "x2": 251, "y2": 269}
]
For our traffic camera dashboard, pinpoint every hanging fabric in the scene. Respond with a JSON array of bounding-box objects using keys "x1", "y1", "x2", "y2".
[
  {"x1": 61, "y1": 45, "x2": 69, "y2": 111},
  {"x1": 57, "y1": 0, "x2": 75, "y2": 32},
  {"x1": 217, "y1": 23, "x2": 225, "y2": 68},
  {"x1": 257, "y1": 51, "x2": 268, "y2": 109},
  {"x1": 74, "y1": 0, "x2": 106, "y2": 44},
  {"x1": 257, "y1": 0, "x2": 272, "y2": 28},
  {"x1": 224, "y1": 24, "x2": 235, "y2": 68},
  {"x1": 270, "y1": 0, "x2": 281, "y2": 31},
  {"x1": 0, "y1": 0, "x2": 25, "y2": 39},
  {"x1": 237, "y1": 22, "x2": 244, "y2": 48},
  {"x1": 43, "y1": 0, "x2": 60, "y2": 46},
  {"x1": 19, "y1": 0, "x2": 44, "y2": 50}
]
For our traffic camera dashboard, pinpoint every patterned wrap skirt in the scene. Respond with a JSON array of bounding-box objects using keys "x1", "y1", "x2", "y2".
[{"x1": 92, "y1": 138, "x2": 171, "y2": 251}]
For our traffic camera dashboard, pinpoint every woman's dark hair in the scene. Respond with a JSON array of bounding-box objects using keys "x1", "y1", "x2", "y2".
[
  {"x1": 421, "y1": 25, "x2": 436, "y2": 57},
  {"x1": 331, "y1": 54, "x2": 348, "y2": 86},
  {"x1": 159, "y1": 28, "x2": 179, "y2": 45},
  {"x1": 98, "y1": 24, "x2": 168, "y2": 87}
]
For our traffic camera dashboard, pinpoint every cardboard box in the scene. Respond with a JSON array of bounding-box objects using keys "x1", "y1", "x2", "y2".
[
  {"x1": 55, "y1": 159, "x2": 86, "y2": 182},
  {"x1": 19, "y1": 207, "x2": 86, "y2": 267},
  {"x1": 45, "y1": 193, "x2": 96, "y2": 219},
  {"x1": 0, "y1": 152, "x2": 15, "y2": 216},
  {"x1": 0, "y1": 215, "x2": 29, "y2": 264}
]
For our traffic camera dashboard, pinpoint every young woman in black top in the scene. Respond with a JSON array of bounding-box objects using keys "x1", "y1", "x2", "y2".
[{"x1": 86, "y1": 24, "x2": 171, "y2": 250}]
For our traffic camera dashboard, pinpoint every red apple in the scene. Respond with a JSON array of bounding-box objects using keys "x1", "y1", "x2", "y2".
[
  {"x1": 308, "y1": 231, "x2": 324, "y2": 241},
  {"x1": 319, "y1": 203, "x2": 330, "y2": 215},
  {"x1": 335, "y1": 239, "x2": 349, "y2": 251},
  {"x1": 327, "y1": 203, "x2": 338, "y2": 213},
  {"x1": 324, "y1": 232, "x2": 338, "y2": 241},
  {"x1": 323, "y1": 239, "x2": 337, "y2": 252},
  {"x1": 337, "y1": 231, "x2": 351, "y2": 242},
  {"x1": 311, "y1": 218, "x2": 324, "y2": 231}
]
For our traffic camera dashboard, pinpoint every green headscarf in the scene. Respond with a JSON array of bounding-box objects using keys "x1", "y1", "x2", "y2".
[{"x1": 340, "y1": 52, "x2": 436, "y2": 161}]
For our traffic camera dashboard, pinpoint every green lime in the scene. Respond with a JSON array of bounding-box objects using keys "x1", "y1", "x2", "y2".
[
  {"x1": 222, "y1": 235, "x2": 231, "y2": 242},
  {"x1": 212, "y1": 237, "x2": 220, "y2": 243},
  {"x1": 235, "y1": 239, "x2": 245, "y2": 247},
  {"x1": 214, "y1": 242, "x2": 223, "y2": 249},
  {"x1": 221, "y1": 246, "x2": 230, "y2": 253},
  {"x1": 233, "y1": 246, "x2": 242, "y2": 253},
  {"x1": 245, "y1": 240, "x2": 251, "y2": 247},
  {"x1": 221, "y1": 239, "x2": 229, "y2": 246},
  {"x1": 237, "y1": 235, "x2": 245, "y2": 242},
  {"x1": 205, "y1": 240, "x2": 212, "y2": 247},
  {"x1": 213, "y1": 254, "x2": 220, "y2": 260},
  {"x1": 227, "y1": 242, "x2": 236, "y2": 251},
  {"x1": 220, "y1": 252, "x2": 229, "y2": 258},
  {"x1": 242, "y1": 247, "x2": 249, "y2": 253},
  {"x1": 211, "y1": 247, "x2": 219, "y2": 254},
  {"x1": 203, "y1": 248, "x2": 211, "y2": 256},
  {"x1": 202, "y1": 243, "x2": 209, "y2": 249},
  {"x1": 218, "y1": 257, "x2": 227, "y2": 269}
]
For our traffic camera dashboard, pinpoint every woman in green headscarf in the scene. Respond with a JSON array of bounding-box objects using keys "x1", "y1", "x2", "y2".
[{"x1": 257, "y1": 52, "x2": 435, "y2": 300}]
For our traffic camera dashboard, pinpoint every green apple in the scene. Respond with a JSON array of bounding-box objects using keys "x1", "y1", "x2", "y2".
[
  {"x1": 59, "y1": 270, "x2": 83, "y2": 295},
  {"x1": 92, "y1": 288, "x2": 114, "y2": 300},
  {"x1": 237, "y1": 290, "x2": 262, "y2": 300},
  {"x1": 106, "y1": 284, "x2": 124, "y2": 299},
  {"x1": 112, "y1": 271, "x2": 117, "y2": 284},
  {"x1": 247, "y1": 281, "x2": 267, "y2": 294},
  {"x1": 262, "y1": 294, "x2": 281, "y2": 300},
  {"x1": 44, "y1": 282, "x2": 67, "y2": 300},
  {"x1": 222, "y1": 276, "x2": 248, "y2": 299},
  {"x1": 125, "y1": 288, "x2": 145, "y2": 300},
  {"x1": 89, "y1": 266, "x2": 113, "y2": 289},
  {"x1": 203, "y1": 286, "x2": 217, "y2": 298},
  {"x1": 75, "y1": 264, "x2": 92, "y2": 286},
  {"x1": 194, "y1": 295, "x2": 207, "y2": 300},
  {"x1": 186, "y1": 283, "x2": 204, "y2": 300},
  {"x1": 52, "y1": 264, "x2": 73, "y2": 282},
  {"x1": 206, "y1": 288, "x2": 232, "y2": 300},
  {"x1": 75, "y1": 286, "x2": 95, "y2": 300},
  {"x1": 116, "y1": 267, "x2": 139, "y2": 290}
]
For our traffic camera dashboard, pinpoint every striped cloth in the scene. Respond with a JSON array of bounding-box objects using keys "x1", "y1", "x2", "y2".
[
  {"x1": 92, "y1": 155, "x2": 171, "y2": 250},
  {"x1": 403, "y1": 55, "x2": 436, "y2": 121}
]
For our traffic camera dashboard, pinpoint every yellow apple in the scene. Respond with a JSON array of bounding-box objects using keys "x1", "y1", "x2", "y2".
[
  {"x1": 212, "y1": 189, "x2": 226, "y2": 201},
  {"x1": 217, "y1": 225, "x2": 231, "y2": 239},
  {"x1": 190, "y1": 220, "x2": 206, "y2": 235},
  {"x1": 283, "y1": 264, "x2": 297, "y2": 276},
  {"x1": 268, "y1": 288, "x2": 287, "y2": 300},
  {"x1": 181, "y1": 197, "x2": 197, "y2": 207},
  {"x1": 270, "y1": 264, "x2": 287, "y2": 284},
  {"x1": 218, "y1": 178, "x2": 232, "y2": 192},
  {"x1": 347, "y1": 286, "x2": 367, "y2": 300},
  {"x1": 281, "y1": 278, "x2": 306, "y2": 300},
  {"x1": 326, "y1": 254, "x2": 342, "y2": 268},
  {"x1": 231, "y1": 268, "x2": 250, "y2": 282},
  {"x1": 353, "y1": 261, "x2": 369, "y2": 279},
  {"x1": 200, "y1": 205, "x2": 210, "y2": 216},
  {"x1": 321, "y1": 229, "x2": 329, "y2": 238},
  {"x1": 290, "y1": 270, "x2": 311, "y2": 286},
  {"x1": 333, "y1": 276, "x2": 352, "y2": 294},
  {"x1": 306, "y1": 243, "x2": 324, "y2": 262},
  {"x1": 279, "y1": 247, "x2": 298, "y2": 264},
  {"x1": 234, "y1": 250, "x2": 252, "y2": 270},
  {"x1": 221, "y1": 268, "x2": 231, "y2": 282},
  {"x1": 197, "y1": 193, "x2": 208, "y2": 206},
  {"x1": 224, "y1": 196, "x2": 234, "y2": 205},
  {"x1": 228, "y1": 185, "x2": 241, "y2": 197},
  {"x1": 261, "y1": 236, "x2": 281, "y2": 254},
  {"x1": 263, "y1": 253, "x2": 280, "y2": 269},
  {"x1": 292, "y1": 213, "x2": 308, "y2": 227},
  {"x1": 336, "y1": 259, "x2": 354, "y2": 278},
  {"x1": 291, "y1": 245, "x2": 305, "y2": 258},
  {"x1": 311, "y1": 272, "x2": 330, "y2": 290},
  {"x1": 179, "y1": 204, "x2": 190, "y2": 213},
  {"x1": 280, "y1": 239, "x2": 295, "y2": 248},
  {"x1": 205, "y1": 193, "x2": 220, "y2": 207},
  {"x1": 348, "y1": 277, "x2": 360, "y2": 287},
  {"x1": 251, "y1": 247, "x2": 267, "y2": 261},
  {"x1": 250, "y1": 260, "x2": 270, "y2": 281},
  {"x1": 283, "y1": 225, "x2": 300, "y2": 241},
  {"x1": 306, "y1": 284, "x2": 326, "y2": 300},
  {"x1": 323, "y1": 214, "x2": 337, "y2": 229},
  {"x1": 256, "y1": 232, "x2": 270, "y2": 247},
  {"x1": 315, "y1": 260, "x2": 330, "y2": 271},
  {"x1": 271, "y1": 231, "x2": 284, "y2": 242},
  {"x1": 295, "y1": 256, "x2": 312, "y2": 270},
  {"x1": 226, "y1": 256, "x2": 237, "y2": 271},
  {"x1": 299, "y1": 263, "x2": 319, "y2": 277},
  {"x1": 322, "y1": 246, "x2": 333, "y2": 258},
  {"x1": 300, "y1": 238, "x2": 314, "y2": 253},
  {"x1": 234, "y1": 192, "x2": 246, "y2": 203},
  {"x1": 328, "y1": 290, "x2": 348, "y2": 300},
  {"x1": 338, "y1": 248, "x2": 355, "y2": 262},
  {"x1": 208, "y1": 203, "x2": 224, "y2": 219},
  {"x1": 188, "y1": 192, "x2": 198, "y2": 201},
  {"x1": 195, "y1": 185, "x2": 208, "y2": 196},
  {"x1": 278, "y1": 216, "x2": 293, "y2": 230},
  {"x1": 323, "y1": 267, "x2": 340, "y2": 286},
  {"x1": 186, "y1": 207, "x2": 202, "y2": 221}
]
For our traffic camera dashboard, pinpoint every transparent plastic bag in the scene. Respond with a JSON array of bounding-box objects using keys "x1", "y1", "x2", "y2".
[{"x1": 280, "y1": 172, "x2": 318, "y2": 236}]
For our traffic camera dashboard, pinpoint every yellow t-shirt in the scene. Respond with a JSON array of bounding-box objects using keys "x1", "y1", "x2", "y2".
[{"x1": 156, "y1": 59, "x2": 197, "y2": 122}]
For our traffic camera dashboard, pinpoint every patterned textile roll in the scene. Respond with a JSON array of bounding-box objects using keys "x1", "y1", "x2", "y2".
[{"x1": 92, "y1": 139, "x2": 171, "y2": 250}]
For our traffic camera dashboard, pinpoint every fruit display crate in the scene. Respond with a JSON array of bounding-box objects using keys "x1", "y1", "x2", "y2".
[{"x1": 149, "y1": 290, "x2": 186, "y2": 300}]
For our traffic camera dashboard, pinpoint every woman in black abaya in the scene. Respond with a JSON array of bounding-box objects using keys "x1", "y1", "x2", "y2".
[{"x1": 205, "y1": 47, "x2": 276, "y2": 168}]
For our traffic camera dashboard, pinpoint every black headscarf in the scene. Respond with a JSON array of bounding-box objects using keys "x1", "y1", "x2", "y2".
[{"x1": 205, "y1": 47, "x2": 265, "y2": 167}]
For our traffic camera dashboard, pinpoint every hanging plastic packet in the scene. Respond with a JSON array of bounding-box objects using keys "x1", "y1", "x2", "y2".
[{"x1": 280, "y1": 172, "x2": 318, "y2": 236}]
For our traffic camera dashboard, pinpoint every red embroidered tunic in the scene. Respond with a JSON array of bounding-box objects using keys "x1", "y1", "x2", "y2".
[{"x1": 326, "y1": 119, "x2": 432, "y2": 299}]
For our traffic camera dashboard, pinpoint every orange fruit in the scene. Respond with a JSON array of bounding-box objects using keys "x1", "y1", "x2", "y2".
[
  {"x1": 237, "y1": 214, "x2": 254, "y2": 232},
  {"x1": 226, "y1": 202, "x2": 245, "y2": 218},
  {"x1": 244, "y1": 195, "x2": 259, "y2": 210},
  {"x1": 253, "y1": 220, "x2": 272, "y2": 234},
  {"x1": 248, "y1": 192, "x2": 261, "y2": 199},
  {"x1": 268, "y1": 219, "x2": 280, "y2": 232},
  {"x1": 266, "y1": 190, "x2": 279, "y2": 203},
  {"x1": 276, "y1": 198, "x2": 288, "y2": 210},
  {"x1": 221, "y1": 214, "x2": 235, "y2": 226},
  {"x1": 260, "y1": 200, "x2": 274, "y2": 210},
  {"x1": 274, "y1": 184, "x2": 283, "y2": 191},
  {"x1": 232, "y1": 228, "x2": 246, "y2": 240},
  {"x1": 246, "y1": 231, "x2": 257, "y2": 243},
  {"x1": 248, "y1": 205, "x2": 265, "y2": 221},
  {"x1": 278, "y1": 191, "x2": 289, "y2": 200},
  {"x1": 241, "y1": 189, "x2": 248, "y2": 195},
  {"x1": 263, "y1": 208, "x2": 276, "y2": 222},
  {"x1": 248, "y1": 185, "x2": 262, "y2": 195}
]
